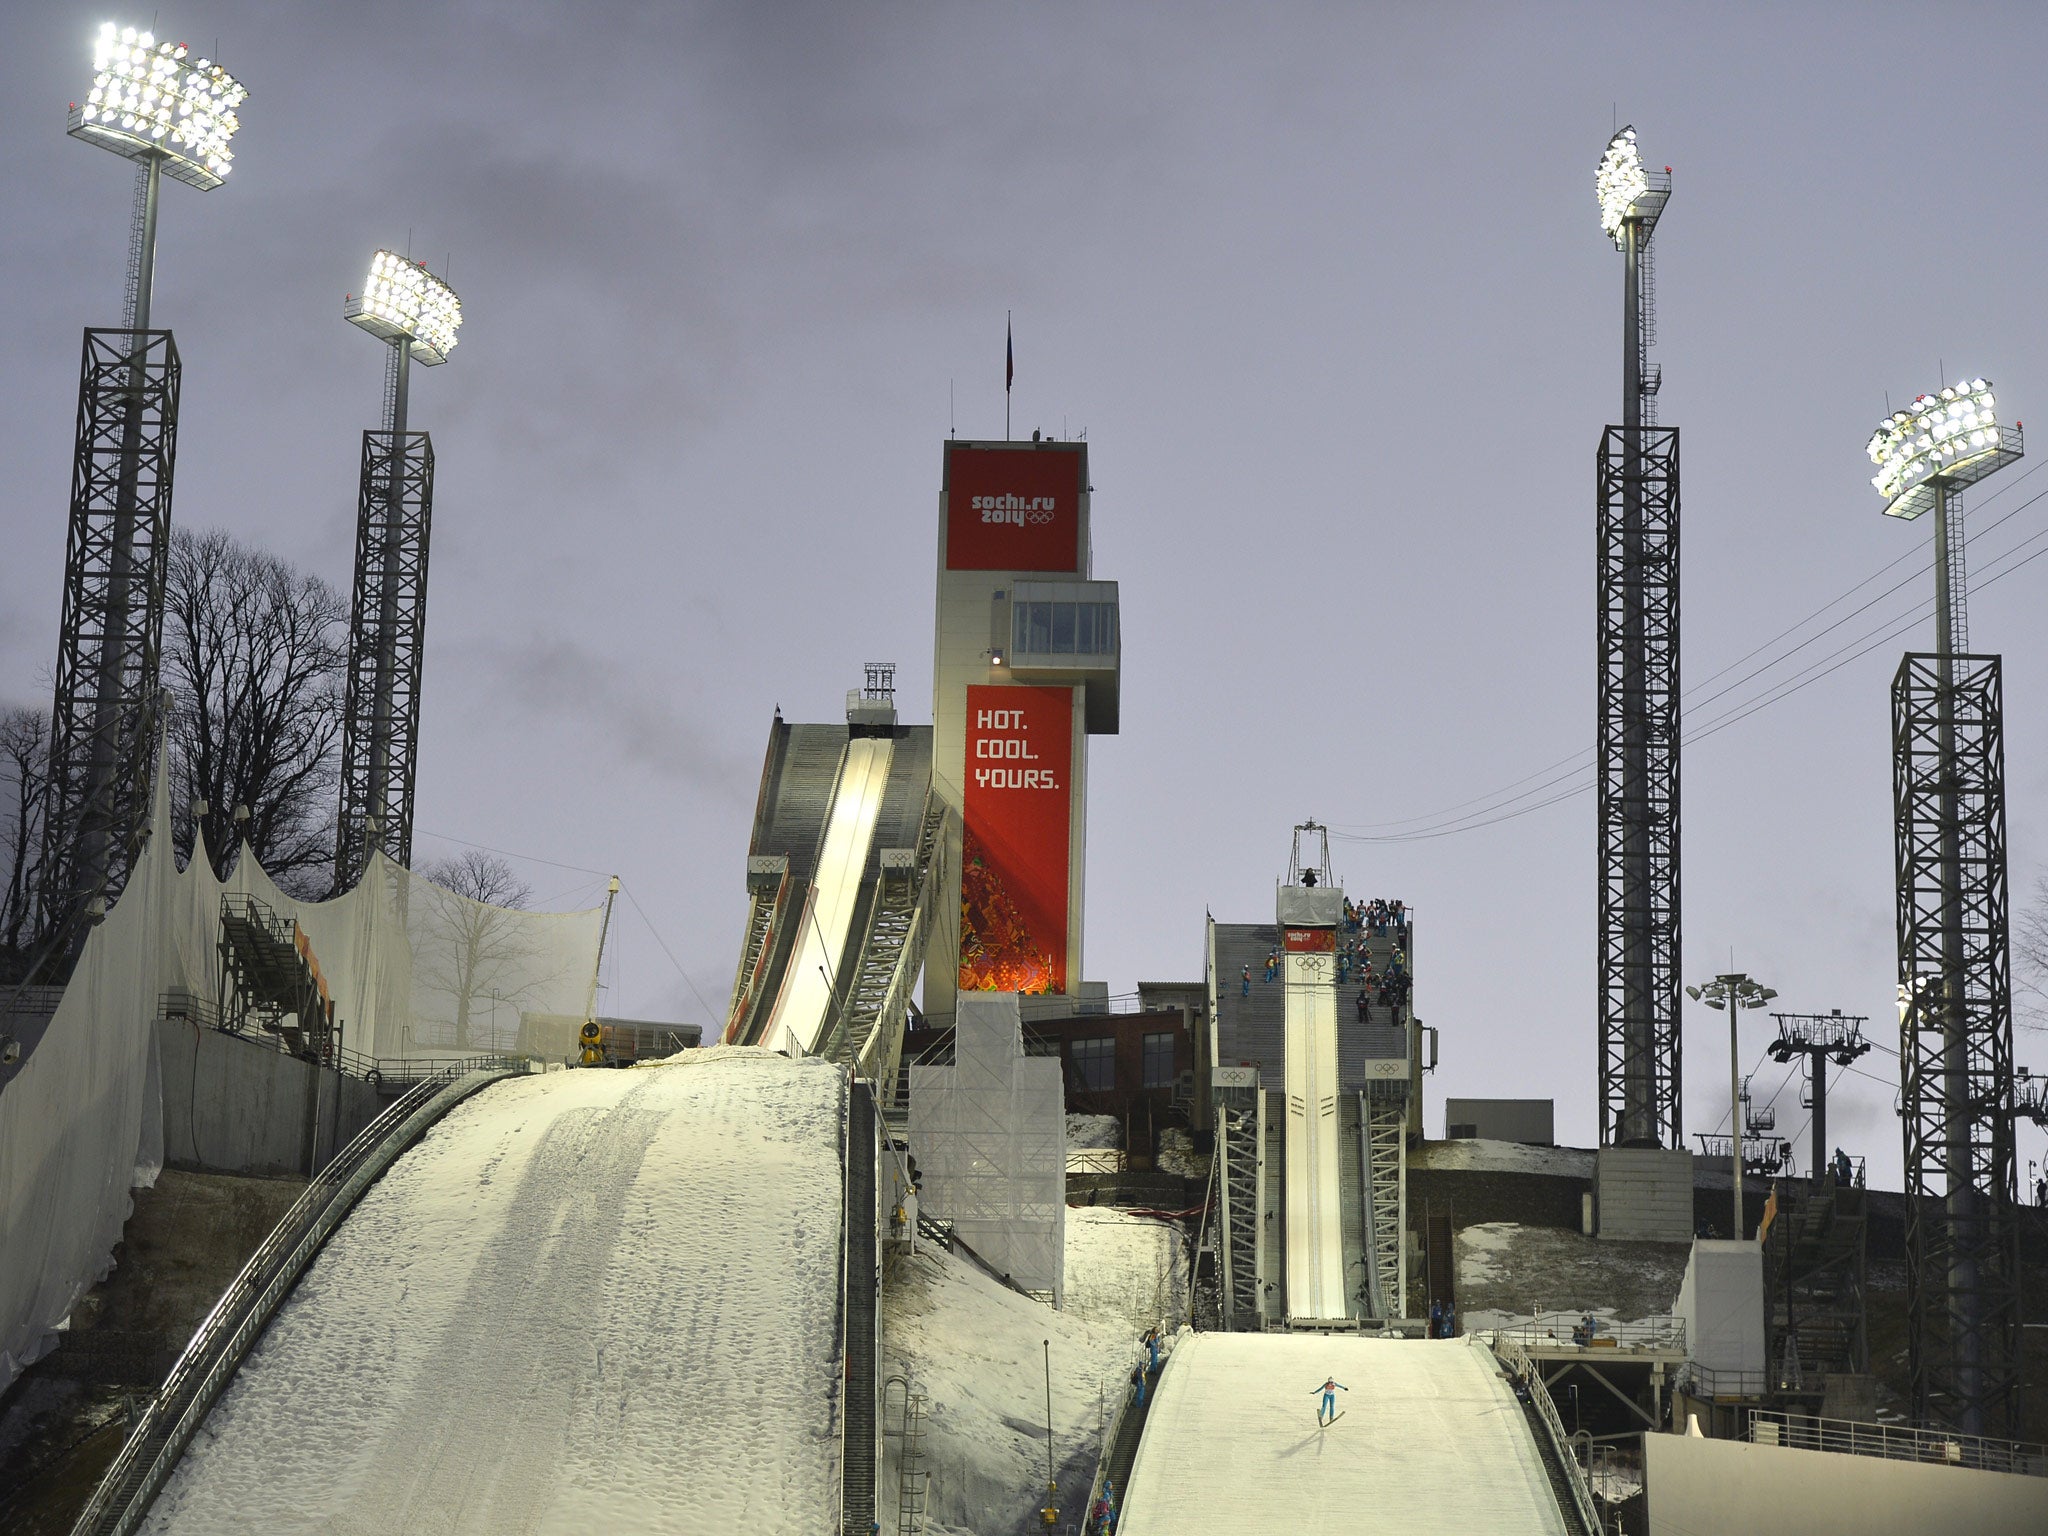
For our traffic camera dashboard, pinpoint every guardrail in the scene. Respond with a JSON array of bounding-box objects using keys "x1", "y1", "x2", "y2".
[
  {"x1": 68, "y1": 1061, "x2": 528, "y2": 1536},
  {"x1": 1675, "y1": 1363, "x2": 1770, "y2": 1401},
  {"x1": 1748, "y1": 1409, "x2": 2048, "y2": 1478},
  {"x1": 1491, "y1": 1312, "x2": 1686, "y2": 1354},
  {"x1": 1492, "y1": 1335, "x2": 1602, "y2": 1536}
]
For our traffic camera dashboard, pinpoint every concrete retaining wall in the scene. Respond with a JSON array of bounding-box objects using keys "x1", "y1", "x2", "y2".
[
  {"x1": 156, "y1": 1019, "x2": 383, "y2": 1178},
  {"x1": 1646, "y1": 1431, "x2": 2048, "y2": 1535}
]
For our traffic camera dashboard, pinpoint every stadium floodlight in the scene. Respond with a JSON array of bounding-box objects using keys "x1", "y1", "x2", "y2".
[
  {"x1": 1866, "y1": 378, "x2": 2021, "y2": 520},
  {"x1": 345, "y1": 250, "x2": 464, "y2": 366},
  {"x1": 68, "y1": 22, "x2": 246, "y2": 192},
  {"x1": 1596, "y1": 126, "x2": 1649, "y2": 246}
]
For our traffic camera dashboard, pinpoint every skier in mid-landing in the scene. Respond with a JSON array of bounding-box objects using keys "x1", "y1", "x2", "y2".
[{"x1": 1312, "y1": 1376, "x2": 1348, "y2": 1426}]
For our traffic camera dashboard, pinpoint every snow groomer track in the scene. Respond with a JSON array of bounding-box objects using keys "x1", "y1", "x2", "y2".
[
  {"x1": 1120, "y1": 1333, "x2": 1571, "y2": 1536},
  {"x1": 140, "y1": 1050, "x2": 849, "y2": 1536}
]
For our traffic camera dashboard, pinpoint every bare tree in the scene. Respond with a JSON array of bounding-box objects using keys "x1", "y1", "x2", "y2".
[
  {"x1": 2014, "y1": 872, "x2": 2048, "y2": 1033},
  {"x1": 0, "y1": 705, "x2": 48, "y2": 969},
  {"x1": 417, "y1": 850, "x2": 539, "y2": 1049},
  {"x1": 163, "y1": 528, "x2": 348, "y2": 896}
]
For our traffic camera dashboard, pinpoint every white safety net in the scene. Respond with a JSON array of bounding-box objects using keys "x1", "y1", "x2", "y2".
[
  {"x1": 0, "y1": 754, "x2": 605, "y2": 1389},
  {"x1": 909, "y1": 993, "x2": 1065, "y2": 1303}
]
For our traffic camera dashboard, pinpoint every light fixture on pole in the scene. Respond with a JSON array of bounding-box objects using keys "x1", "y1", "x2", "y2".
[
  {"x1": 333, "y1": 251, "x2": 463, "y2": 889},
  {"x1": 38, "y1": 21, "x2": 247, "y2": 954},
  {"x1": 1872, "y1": 376, "x2": 2023, "y2": 1437},
  {"x1": 1592, "y1": 126, "x2": 1681, "y2": 1153},
  {"x1": 1686, "y1": 972, "x2": 1776, "y2": 1238}
]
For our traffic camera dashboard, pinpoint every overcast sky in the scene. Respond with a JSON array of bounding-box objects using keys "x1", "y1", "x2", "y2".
[{"x1": 7, "y1": 1, "x2": 2048, "y2": 1190}]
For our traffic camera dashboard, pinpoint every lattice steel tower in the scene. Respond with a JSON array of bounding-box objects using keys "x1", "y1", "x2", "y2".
[
  {"x1": 38, "y1": 25, "x2": 246, "y2": 952},
  {"x1": 1593, "y1": 127, "x2": 1680, "y2": 1148},
  {"x1": 333, "y1": 252, "x2": 462, "y2": 890},
  {"x1": 1867, "y1": 381, "x2": 2023, "y2": 1436}
]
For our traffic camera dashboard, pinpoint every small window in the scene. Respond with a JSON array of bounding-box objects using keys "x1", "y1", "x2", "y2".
[
  {"x1": 1051, "y1": 603, "x2": 1076, "y2": 653},
  {"x1": 1095, "y1": 604, "x2": 1116, "y2": 653},
  {"x1": 1071, "y1": 1036, "x2": 1115, "y2": 1092},
  {"x1": 1141, "y1": 1031, "x2": 1177, "y2": 1088},
  {"x1": 1075, "y1": 604, "x2": 1097, "y2": 653}
]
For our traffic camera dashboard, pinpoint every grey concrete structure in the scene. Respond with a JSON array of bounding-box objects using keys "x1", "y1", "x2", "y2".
[
  {"x1": 156, "y1": 1018, "x2": 382, "y2": 1179},
  {"x1": 1645, "y1": 1432, "x2": 2048, "y2": 1536},
  {"x1": 1446, "y1": 1098, "x2": 1556, "y2": 1145}
]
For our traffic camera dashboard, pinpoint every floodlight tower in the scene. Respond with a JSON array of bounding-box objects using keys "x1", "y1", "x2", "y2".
[
  {"x1": 332, "y1": 252, "x2": 462, "y2": 889},
  {"x1": 38, "y1": 21, "x2": 246, "y2": 950},
  {"x1": 1868, "y1": 380, "x2": 2023, "y2": 1436},
  {"x1": 1593, "y1": 127, "x2": 1680, "y2": 1149}
]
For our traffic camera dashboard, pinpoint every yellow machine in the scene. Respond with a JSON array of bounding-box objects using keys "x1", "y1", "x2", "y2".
[{"x1": 578, "y1": 1018, "x2": 604, "y2": 1067}]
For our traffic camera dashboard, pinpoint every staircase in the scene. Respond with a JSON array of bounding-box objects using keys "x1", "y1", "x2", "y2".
[
  {"x1": 843, "y1": 1088, "x2": 881, "y2": 1535},
  {"x1": 1218, "y1": 1098, "x2": 1263, "y2": 1328},
  {"x1": 1363, "y1": 1093, "x2": 1406, "y2": 1318},
  {"x1": 1765, "y1": 1179, "x2": 1868, "y2": 1388},
  {"x1": 827, "y1": 793, "x2": 947, "y2": 1096}
]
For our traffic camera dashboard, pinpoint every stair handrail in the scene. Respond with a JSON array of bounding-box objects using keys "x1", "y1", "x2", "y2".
[
  {"x1": 1492, "y1": 1334, "x2": 1602, "y2": 1536},
  {"x1": 69, "y1": 1061, "x2": 527, "y2": 1536}
]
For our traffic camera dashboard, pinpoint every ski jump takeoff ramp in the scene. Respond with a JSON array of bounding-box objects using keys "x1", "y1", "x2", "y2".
[
  {"x1": 1120, "y1": 1333, "x2": 1570, "y2": 1536},
  {"x1": 725, "y1": 713, "x2": 945, "y2": 1086},
  {"x1": 140, "y1": 1051, "x2": 849, "y2": 1536}
]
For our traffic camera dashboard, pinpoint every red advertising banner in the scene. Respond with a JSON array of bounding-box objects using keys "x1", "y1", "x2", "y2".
[
  {"x1": 1282, "y1": 927, "x2": 1336, "y2": 952},
  {"x1": 960, "y1": 684, "x2": 1073, "y2": 995},
  {"x1": 945, "y1": 444, "x2": 1083, "y2": 573}
]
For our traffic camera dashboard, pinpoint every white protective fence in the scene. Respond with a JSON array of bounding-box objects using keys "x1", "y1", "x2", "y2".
[
  {"x1": 909, "y1": 993, "x2": 1065, "y2": 1303},
  {"x1": 0, "y1": 756, "x2": 604, "y2": 1390}
]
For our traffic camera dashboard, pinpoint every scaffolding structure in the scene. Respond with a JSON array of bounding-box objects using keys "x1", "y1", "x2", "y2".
[
  {"x1": 907, "y1": 994, "x2": 1065, "y2": 1303},
  {"x1": 1891, "y1": 651, "x2": 2019, "y2": 1436},
  {"x1": 1596, "y1": 422, "x2": 1681, "y2": 1149},
  {"x1": 334, "y1": 423, "x2": 435, "y2": 887},
  {"x1": 38, "y1": 329, "x2": 182, "y2": 948}
]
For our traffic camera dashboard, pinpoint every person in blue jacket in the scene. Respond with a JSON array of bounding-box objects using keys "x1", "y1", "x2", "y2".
[{"x1": 1313, "y1": 1376, "x2": 1348, "y2": 1425}]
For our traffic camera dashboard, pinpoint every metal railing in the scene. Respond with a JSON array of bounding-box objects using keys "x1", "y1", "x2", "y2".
[
  {"x1": 1748, "y1": 1409, "x2": 2048, "y2": 1478},
  {"x1": 1493, "y1": 1335, "x2": 1602, "y2": 1536},
  {"x1": 1675, "y1": 1363, "x2": 1770, "y2": 1401},
  {"x1": 1490, "y1": 1313, "x2": 1686, "y2": 1354},
  {"x1": 68, "y1": 1061, "x2": 526, "y2": 1536}
]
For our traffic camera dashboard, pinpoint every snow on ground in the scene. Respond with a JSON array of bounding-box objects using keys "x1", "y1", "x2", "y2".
[
  {"x1": 881, "y1": 1205, "x2": 1185, "y2": 1533},
  {"x1": 882, "y1": 1242, "x2": 1143, "y2": 1535},
  {"x1": 1455, "y1": 1220, "x2": 1690, "y2": 1328},
  {"x1": 1063, "y1": 1208, "x2": 1188, "y2": 1338},
  {"x1": 1120, "y1": 1333, "x2": 1568, "y2": 1536},
  {"x1": 1066, "y1": 1113, "x2": 1121, "y2": 1150},
  {"x1": 1154, "y1": 1127, "x2": 1208, "y2": 1179},
  {"x1": 146, "y1": 1050, "x2": 847, "y2": 1536},
  {"x1": 1410, "y1": 1137, "x2": 1595, "y2": 1178}
]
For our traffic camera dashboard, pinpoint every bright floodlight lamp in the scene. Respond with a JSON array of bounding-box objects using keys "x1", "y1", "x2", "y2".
[
  {"x1": 344, "y1": 251, "x2": 463, "y2": 366},
  {"x1": 1596, "y1": 126, "x2": 1650, "y2": 245},
  {"x1": 67, "y1": 22, "x2": 246, "y2": 191},
  {"x1": 1867, "y1": 378, "x2": 2023, "y2": 520}
]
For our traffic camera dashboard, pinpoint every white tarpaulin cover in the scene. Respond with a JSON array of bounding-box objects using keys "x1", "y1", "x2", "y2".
[
  {"x1": 909, "y1": 992, "x2": 1065, "y2": 1302},
  {"x1": 0, "y1": 758, "x2": 605, "y2": 1390}
]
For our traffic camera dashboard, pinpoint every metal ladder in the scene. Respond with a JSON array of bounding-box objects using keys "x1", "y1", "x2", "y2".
[
  {"x1": 1219, "y1": 1102, "x2": 1262, "y2": 1327},
  {"x1": 1363, "y1": 1092, "x2": 1406, "y2": 1319},
  {"x1": 883, "y1": 1375, "x2": 930, "y2": 1536}
]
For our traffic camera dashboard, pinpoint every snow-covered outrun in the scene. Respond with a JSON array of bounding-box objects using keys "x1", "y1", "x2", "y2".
[{"x1": 145, "y1": 1049, "x2": 847, "y2": 1536}]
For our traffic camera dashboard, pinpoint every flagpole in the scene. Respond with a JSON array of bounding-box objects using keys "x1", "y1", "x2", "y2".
[{"x1": 1006, "y1": 311, "x2": 1013, "y2": 441}]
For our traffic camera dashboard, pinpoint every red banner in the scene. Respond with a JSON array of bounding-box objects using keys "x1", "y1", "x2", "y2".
[
  {"x1": 960, "y1": 684, "x2": 1073, "y2": 994},
  {"x1": 945, "y1": 444, "x2": 1083, "y2": 572},
  {"x1": 1282, "y1": 928, "x2": 1335, "y2": 952}
]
